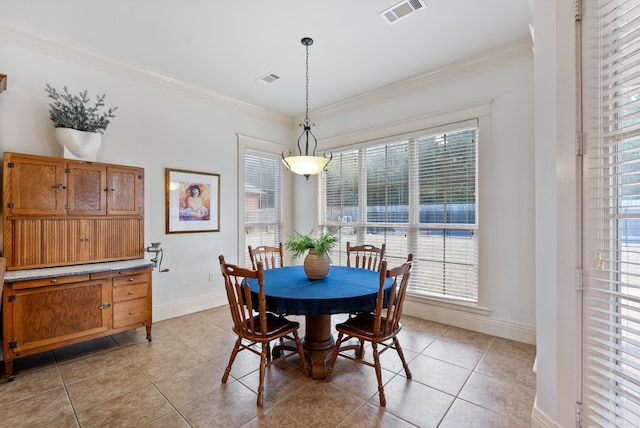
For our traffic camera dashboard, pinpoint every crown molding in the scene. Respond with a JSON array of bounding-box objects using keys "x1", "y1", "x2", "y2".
[
  {"x1": 0, "y1": 15, "x2": 532, "y2": 131},
  {"x1": 303, "y1": 37, "x2": 533, "y2": 123},
  {"x1": 0, "y1": 15, "x2": 291, "y2": 127}
]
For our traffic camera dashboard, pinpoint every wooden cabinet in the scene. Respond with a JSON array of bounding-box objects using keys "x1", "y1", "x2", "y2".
[
  {"x1": 2, "y1": 264, "x2": 152, "y2": 379},
  {"x1": 3, "y1": 152, "x2": 145, "y2": 270}
]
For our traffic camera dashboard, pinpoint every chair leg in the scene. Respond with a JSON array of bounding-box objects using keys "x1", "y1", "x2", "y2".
[
  {"x1": 222, "y1": 337, "x2": 242, "y2": 383},
  {"x1": 372, "y1": 342, "x2": 386, "y2": 406},
  {"x1": 293, "y1": 330, "x2": 310, "y2": 378},
  {"x1": 325, "y1": 331, "x2": 344, "y2": 381},
  {"x1": 257, "y1": 342, "x2": 268, "y2": 407},
  {"x1": 357, "y1": 338, "x2": 365, "y2": 358},
  {"x1": 393, "y1": 336, "x2": 412, "y2": 379}
]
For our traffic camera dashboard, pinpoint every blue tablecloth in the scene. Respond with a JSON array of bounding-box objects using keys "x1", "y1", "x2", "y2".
[{"x1": 245, "y1": 265, "x2": 391, "y2": 316}]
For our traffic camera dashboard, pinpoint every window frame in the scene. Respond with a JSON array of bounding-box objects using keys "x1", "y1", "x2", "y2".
[
  {"x1": 238, "y1": 135, "x2": 291, "y2": 267},
  {"x1": 318, "y1": 116, "x2": 483, "y2": 306}
]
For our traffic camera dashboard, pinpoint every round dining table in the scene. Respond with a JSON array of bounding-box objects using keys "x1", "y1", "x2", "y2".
[{"x1": 246, "y1": 265, "x2": 391, "y2": 379}]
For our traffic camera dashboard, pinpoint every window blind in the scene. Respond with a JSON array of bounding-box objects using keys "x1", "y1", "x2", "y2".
[
  {"x1": 244, "y1": 150, "x2": 282, "y2": 268},
  {"x1": 416, "y1": 130, "x2": 478, "y2": 301},
  {"x1": 584, "y1": 0, "x2": 640, "y2": 425},
  {"x1": 319, "y1": 124, "x2": 478, "y2": 302}
]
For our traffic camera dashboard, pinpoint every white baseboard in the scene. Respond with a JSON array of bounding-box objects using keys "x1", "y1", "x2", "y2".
[
  {"x1": 152, "y1": 291, "x2": 228, "y2": 322},
  {"x1": 531, "y1": 398, "x2": 560, "y2": 427},
  {"x1": 403, "y1": 297, "x2": 536, "y2": 344}
]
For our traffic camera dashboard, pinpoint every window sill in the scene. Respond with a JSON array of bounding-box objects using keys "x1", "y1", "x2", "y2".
[{"x1": 406, "y1": 292, "x2": 491, "y2": 316}]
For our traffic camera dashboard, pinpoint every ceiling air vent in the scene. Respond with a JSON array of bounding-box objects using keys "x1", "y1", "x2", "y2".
[
  {"x1": 255, "y1": 72, "x2": 280, "y2": 84},
  {"x1": 380, "y1": 0, "x2": 427, "y2": 25}
]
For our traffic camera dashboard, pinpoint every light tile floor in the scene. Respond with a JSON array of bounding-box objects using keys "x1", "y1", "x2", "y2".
[{"x1": 0, "y1": 306, "x2": 536, "y2": 427}]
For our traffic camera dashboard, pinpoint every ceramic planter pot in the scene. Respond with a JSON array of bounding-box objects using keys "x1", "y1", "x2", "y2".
[
  {"x1": 55, "y1": 128, "x2": 101, "y2": 160},
  {"x1": 303, "y1": 249, "x2": 331, "y2": 279}
]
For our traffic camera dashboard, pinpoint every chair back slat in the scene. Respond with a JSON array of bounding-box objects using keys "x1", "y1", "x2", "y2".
[
  {"x1": 248, "y1": 243, "x2": 284, "y2": 270},
  {"x1": 219, "y1": 255, "x2": 266, "y2": 335},
  {"x1": 373, "y1": 254, "x2": 413, "y2": 337},
  {"x1": 346, "y1": 242, "x2": 386, "y2": 271}
]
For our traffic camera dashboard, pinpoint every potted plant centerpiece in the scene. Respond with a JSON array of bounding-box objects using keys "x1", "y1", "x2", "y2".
[
  {"x1": 45, "y1": 84, "x2": 117, "y2": 160},
  {"x1": 285, "y1": 230, "x2": 338, "y2": 280}
]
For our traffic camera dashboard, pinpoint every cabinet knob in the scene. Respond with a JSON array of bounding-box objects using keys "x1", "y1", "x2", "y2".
[
  {"x1": 50, "y1": 278, "x2": 57, "y2": 283},
  {"x1": 104, "y1": 187, "x2": 115, "y2": 192},
  {"x1": 53, "y1": 184, "x2": 66, "y2": 190},
  {"x1": 98, "y1": 302, "x2": 111, "y2": 310},
  {"x1": 128, "y1": 290, "x2": 134, "y2": 295},
  {"x1": 129, "y1": 311, "x2": 135, "y2": 316},
  {"x1": 128, "y1": 278, "x2": 134, "y2": 282}
]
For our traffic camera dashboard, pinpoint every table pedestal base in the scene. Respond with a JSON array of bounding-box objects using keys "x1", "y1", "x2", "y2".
[{"x1": 302, "y1": 314, "x2": 335, "y2": 380}]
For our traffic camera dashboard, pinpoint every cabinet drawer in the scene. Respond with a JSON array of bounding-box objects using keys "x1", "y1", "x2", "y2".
[
  {"x1": 113, "y1": 299, "x2": 148, "y2": 328},
  {"x1": 112, "y1": 273, "x2": 147, "y2": 288},
  {"x1": 113, "y1": 283, "x2": 148, "y2": 302},
  {"x1": 12, "y1": 274, "x2": 91, "y2": 290},
  {"x1": 91, "y1": 267, "x2": 148, "y2": 280}
]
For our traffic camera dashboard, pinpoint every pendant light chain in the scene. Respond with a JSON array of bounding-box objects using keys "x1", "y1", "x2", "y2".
[{"x1": 304, "y1": 42, "x2": 310, "y2": 125}]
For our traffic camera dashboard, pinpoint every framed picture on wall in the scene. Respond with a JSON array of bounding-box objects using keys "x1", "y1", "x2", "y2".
[{"x1": 166, "y1": 168, "x2": 220, "y2": 233}]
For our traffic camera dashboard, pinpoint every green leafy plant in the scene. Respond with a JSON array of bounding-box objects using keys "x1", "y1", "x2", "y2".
[
  {"x1": 45, "y1": 84, "x2": 118, "y2": 134},
  {"x1": 285, "y1": 229, "x2": 338, "y2": 259}
]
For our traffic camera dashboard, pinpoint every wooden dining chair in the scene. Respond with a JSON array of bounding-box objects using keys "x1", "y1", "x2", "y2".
[
  {"x1": 218, "y1": 255, "x2": 309, "y2": 406},
  {"x1": 326, "y1": 254, "x2": 413, "y2": 406},
  {"x1": 248, "y1": 243, "x2": 284, "y2": 270},
  {"x1": 346, "y1": 242, "x2": 385, "y2": 271}
]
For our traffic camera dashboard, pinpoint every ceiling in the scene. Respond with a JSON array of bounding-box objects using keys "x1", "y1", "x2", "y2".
[{"x1": 0, "y1": 0, "x2": 532, "y2": 118}]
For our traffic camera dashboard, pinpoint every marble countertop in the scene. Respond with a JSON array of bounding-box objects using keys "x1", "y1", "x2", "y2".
[{"x1": 4, "y1": 259, "x2": 154, "y2": 282}]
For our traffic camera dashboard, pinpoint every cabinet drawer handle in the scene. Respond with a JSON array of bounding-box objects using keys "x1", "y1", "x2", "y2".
[
  {"x1": 128, "y1": 290, "x2": 134, "y2": 295},
  {"x1": 104, "y1": 187, "x2": 116, "y2": 192},
  {"x1": 98, "y1": 302, "x2": 111, "y2": 310},
  {"x1": 129, "y1": 311, "x2": 135, "y2": 316}
]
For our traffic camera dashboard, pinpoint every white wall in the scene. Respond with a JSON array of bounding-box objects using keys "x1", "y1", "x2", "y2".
[
  {"x1": 0, "y1": 40, "x2": 294, "y2": 320},
  {"x1": 302, "y1": 39, "x2": 537, "y2": 342}
]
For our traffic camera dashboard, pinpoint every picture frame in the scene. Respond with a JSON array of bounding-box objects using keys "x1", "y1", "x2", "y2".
[{"x1": 166, "y1": 168, "x2": 220, "y2": 234}]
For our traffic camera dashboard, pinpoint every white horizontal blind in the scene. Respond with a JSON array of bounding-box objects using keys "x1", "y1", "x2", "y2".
[
  {"x1": 321, "y1": 150, "x2": 360, "y2": 266},
  {"x1": 244, "y1": 150, "x2": 282, "y2": 268},
  {"x1": 319, "y1": 123, "x2": 478, "y2": 302},
  {"x1": 584, "y1": 0, "x2": 640, "y2": 425},
  {"x1": 416, "y1": 129, "x2": 478, "y2": 300}
]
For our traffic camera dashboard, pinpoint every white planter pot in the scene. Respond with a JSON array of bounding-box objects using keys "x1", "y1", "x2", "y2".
[{"x1": 54, "y1": 128, "x2": 101, "y2": 160}]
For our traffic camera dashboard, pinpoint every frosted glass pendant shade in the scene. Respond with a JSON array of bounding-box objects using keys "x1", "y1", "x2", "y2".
[{"x1": 282, "y1": 155, "x2": 330, "y2": 178}]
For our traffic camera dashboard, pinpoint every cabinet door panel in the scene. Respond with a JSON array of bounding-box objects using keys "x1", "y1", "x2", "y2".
[
  {"x1": 12, "y1": 280, "x2": 110, "y2": 352},
  {"x1": 42, "y1": 219, "x2": 94, "y2": 264},
  {"x1": 93, "y1": 219, "x2": 143, "y2": 260},
  {"x1": 6, "y1": 155, "x2": 66, "y2": 215},
  {"x1": 67, "y1": 164, "x2": 107, "y2": 215},
  {"x1": 107, "y1": 167, "x2": 144, "y2": 216},
  {"x1": 11, "y1": 219, "x2": 43, "y2": 268}
]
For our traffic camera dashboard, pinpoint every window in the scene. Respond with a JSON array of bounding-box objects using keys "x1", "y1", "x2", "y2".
[
  {"x1": 583, "y1": 0, "x2": 640, "y2": 424},
  {"x1": 243, "y1": 149, "x2": 282, "y2": 267},
  {"x1": 319, "y1": 122, "x2": 478, "y2": 302}
]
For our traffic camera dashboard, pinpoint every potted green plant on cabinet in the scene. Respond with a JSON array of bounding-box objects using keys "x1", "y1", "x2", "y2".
[{"x1": 45, "y1": 84, "x2": 117, "y2": 160}]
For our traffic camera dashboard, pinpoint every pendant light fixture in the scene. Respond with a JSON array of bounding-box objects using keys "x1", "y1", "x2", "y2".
[{"x1": 282, "y1": 37, "x2": 332, "y2": 180}]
